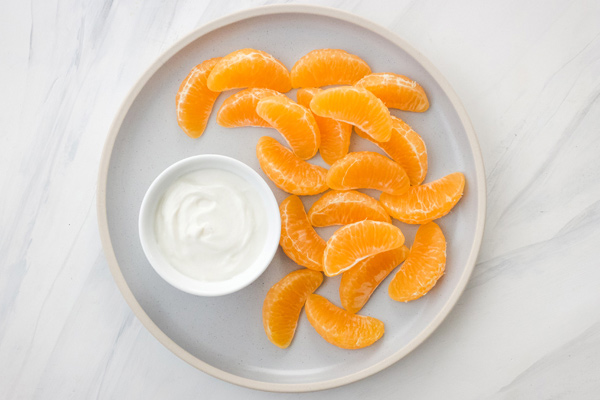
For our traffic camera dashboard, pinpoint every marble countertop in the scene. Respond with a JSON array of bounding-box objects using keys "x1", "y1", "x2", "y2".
[{"x1": 1, "y1": 0, "x2": 599, "y2": 398}]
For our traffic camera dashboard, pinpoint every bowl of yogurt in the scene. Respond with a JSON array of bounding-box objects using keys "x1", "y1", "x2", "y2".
[{"x1": 138, "y1": 155, "x2": 281, "y2": 296}]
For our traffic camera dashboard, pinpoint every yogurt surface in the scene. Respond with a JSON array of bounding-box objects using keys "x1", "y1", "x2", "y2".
[{"x1": 154, "y1": 168, "x2": 267, "y2": 281}]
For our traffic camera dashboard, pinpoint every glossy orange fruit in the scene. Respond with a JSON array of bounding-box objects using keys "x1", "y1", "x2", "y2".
[
  {"x1": 256, "y1": 137, "x2": 328, "y2": 196},
  {"x1": 305, "y1": 294, "x2": 384, "y2": 349},
  {"x1": 216, "y1": 88, "x2": 285, "y2": 128},
  {"x1": 263, "y1": 269, "x2": 323, "y2": 348},
  {"x1": 356, "y1": 116, "x2": 428, "y2": 185},
  {"x1": 310, "y1": 86, "x2": 392, "y2": 142},
  {"x1": 297, "y1": 88, "x2": 352, "y2": 165},
  {"x1": 175, "y1": 57, "x2": 222, "y2": 138},
  {"x1": 389, "y1": 222, "x2": 446, "y2": 302},
  {"x1": 207, "y1": 48, "x2": 291, "y2": 92},
  {"x1": 307, "y1": 190, "x2": 391, "y2": 227},
  {"x1": 256, "y1": 96, "x2": 320, "y2": 160},
  {"x1": 326, "y1": 151, "x2": 410, "y2": 195},
  {"x1": 380, "y1": 172, "x2": 465, "y2": 224},
  {"x1": 355, "y1": 72, "x2": 429, "y2": 112},
  {"x1": 340, "y1": 246, "x2": 409, "y2": 313},
  {"x1": 323, "y1": 220, "x2": 404, "y2": 277},
  {"x1": 291, "y1": 49, "x2": 371, "y2": 88},
  {"x1": 279, "y1": 195, "x2": 326, "y2": 271}
]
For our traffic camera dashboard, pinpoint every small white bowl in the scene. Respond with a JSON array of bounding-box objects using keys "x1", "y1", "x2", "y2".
[{"x1": 139, "y1": 155, "x2": 281, "y2": 296}]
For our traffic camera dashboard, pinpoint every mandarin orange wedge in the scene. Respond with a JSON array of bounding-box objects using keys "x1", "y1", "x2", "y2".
[
  {"x1": 297, "y1": 88, "x2": 352, "y2": 165},
  {"x1": 326, "y1": 151, "x2": 410, "y2": 195},
  {"x1": 291, "y1": 49, "x2": 371, "y2": 88},
  {"x1": 256, "y1": 96, "x2": 320, "y2": 160},
  {"x1": 256, "y1": 137, "x2": 328, "y2": 195},
  {"x1": 207, "y1": 48, "x2": 291, "y2": 92},
  {"x1": 380, "y1": 172, "x2": 465, "y2": 224},
  {"x1": 305, "y1": 294, "x2": 384, "y2": 349},
  {"x1": 389, "y1": 222, "x2": 446, "y2": 302},
  {"x1": 216, "y1": 88, "x2": 285, "y2": 128},
  {"x1": 307, "y1": 190, "x2": 390, "y2": 227},
  {"x1": 355, "y1": 72, "x2": 429, "y2": 112},
  {"x1": 263, "y1": 269, "x2": 323, "y2": 348},
  {"x1": 175, "y1": 57, "x2": 221, "y2": 138},
  {"x1": 323, "y1": 220, "x2": 404, "y2": 277},
  {"x1": 310, "y1": 86, "x2": 392, "y2": 142},
  {"x1": 356, "y1": 116, "x2": 428, "y2": 185},
  {"x1": 340, "y1": 246, "x2": 409, "y2": 313},
  {"x1": 279, "y1": 195, "x2": 326, "y2": 271}
]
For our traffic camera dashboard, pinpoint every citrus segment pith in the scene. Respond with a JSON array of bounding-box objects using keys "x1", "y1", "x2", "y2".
[
  {"x1": 175, "y1": 57, "x2": 222, "y2": 138},
  {"x1": 323, "y1": 220, "x2": 405, "y2": 277}
]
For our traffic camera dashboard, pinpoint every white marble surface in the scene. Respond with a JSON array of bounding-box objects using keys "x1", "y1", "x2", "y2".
[{"x1": 1, "y1": 0, "x2": 599, "y2": 398}]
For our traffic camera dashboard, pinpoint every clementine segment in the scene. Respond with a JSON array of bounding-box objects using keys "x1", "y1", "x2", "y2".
[
  {"x1": 323, "y1": 220, "x2": 404, "y2": 277},
  {"x1": 263, "y1": 269, "x2": 323, "y2": 348},
  {"x1": 305, "y1": 294, "x2": 384, "y2": 349},
  {"x1": 256, "y1": 96, "x2": 320, "y2": 160},
  {"x1": 380, "y1": 172, "x2": 465, "y2": 224},
  {"x1": 355, "y1": 72, "x2": 429, "y2": 112},
  {"x1": 389, "y1": 222, "x2": 446, "y2": 302},
  {"x1": 279, "y1": 195, "x2": 326, "y2": 271},
  {"x1": 207, "y1": 48, "x2": 291, "y2": 92},
  {"x1": 175, "y1": 57, "x2": 221, "y2": 138},
  {"x1": 326, "y1": 151, "x2": 410, "y2": 195},
  {"x1": 297, "y1": 88, "x2": 352, "y2": 165},
  {"x1": 256, "y1": 137, "x2": 328, "y2": 196},
  {"x1": 307, "y1": 190, "x2": 391, "y2": 227},
  {"x1": 356, "y1": 116, "x2": 428, "y2": 186},
  {"x1": 291, "y1": 49, "x2": 371, "y2": 88},
  {"x1": 216, "y1": 88, "x2": 285, "y2": 128},
  {"x1": 310, "y1": 86, "x2": 392, "y2": 142},
  {"x1": 340, "y1": 246, "x2": 409, "y2": 313}
]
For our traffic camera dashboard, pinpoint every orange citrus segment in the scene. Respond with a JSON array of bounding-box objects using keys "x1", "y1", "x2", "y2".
[
  {"x1": 175, "y1": 58, "x2": 222, "y2": 138},
  {"x1": 291, "y1": 49, "x2": 371, "y2": 88},
  {"x1": 307, "y1": 190, "x2": 391, "y2": 227},
  {"x1": 340, "y1": 246, "x2": 409, "y2": 313},
  {"x1": 263, "y1": 269, "x2": 323, "y2": 348},
  {"x1": 389, "y1": 222, "x2": 446, "y2": 301},
  {"x1": 297, "y1": 88, "x2": 352, "y2": 165},
  {"x1": 323, "y1": 220, "x2": 405, "y2": 277},
  {"x1": 356, "y1": 116, "x2": 428, "y2": 185},
  {"x1": 207, "y1": 49, "x2": 291, "y2": 92},
  {"x1": 305, "y1": 294, "x2": 384, "y2": 349},
  {"x1": 256, "y1": 136, "x2": 328, "y2": 196},
  {"x1": 256, "y1": 96, "x2": 320, "y2": 160},
  {"x1": 310, "y1": 86, "x2": 392, "y2": 142},
  {"x1": 279, "y1": 195, "x2": 326, "y2": 271},
  {"x1": 216, "y1": 88, "x2": 285, "y2": 128},
  {"x1": 380, "y1": 172, "x2": 465, "y2": 224},
  {"x1": 355, "y1": 72, "x2": 429, "y2": 112},
  {"x1": 326, "y1": 151, "x2": 410, "y2": 195}
]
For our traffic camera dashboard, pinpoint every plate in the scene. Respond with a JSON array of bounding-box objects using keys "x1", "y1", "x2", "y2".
[{"x1": 97, "y1": 5, "x2": 485, "y2": 392}]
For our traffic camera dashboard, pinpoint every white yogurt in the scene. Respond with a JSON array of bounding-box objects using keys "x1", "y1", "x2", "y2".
[{"x1": 154, "y1": 168, "x2": 267, "y2": 281}]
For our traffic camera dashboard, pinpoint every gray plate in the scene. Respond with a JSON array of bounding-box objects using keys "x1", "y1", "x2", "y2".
[{"x1": 97, "y1": 5, "x2": 486, "y2": 392}]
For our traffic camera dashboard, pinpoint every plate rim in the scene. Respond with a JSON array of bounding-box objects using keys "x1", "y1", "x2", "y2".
[{"x1": 96, "y1": 4, "x2": 486, "y2": 392}]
